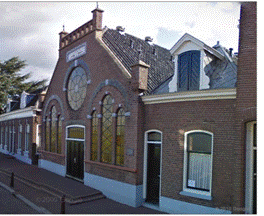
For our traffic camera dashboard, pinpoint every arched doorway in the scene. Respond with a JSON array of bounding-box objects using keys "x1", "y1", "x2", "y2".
[
  {"x1": 143, "y1": 130, "x2": 162, "y2": 204},
  {"x1": 66, "y1": 125, "x2": 85, "y2": 181}
]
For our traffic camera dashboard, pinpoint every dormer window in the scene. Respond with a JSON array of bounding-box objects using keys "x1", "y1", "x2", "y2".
[
  {"x1": 178, "y1": 50, "x2": 200, "y2": 92},
  {"x1": 20, "y1": 91, "x2": 28, "y2": 109}
]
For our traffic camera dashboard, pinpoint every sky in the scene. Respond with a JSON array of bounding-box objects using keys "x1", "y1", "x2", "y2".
[{"x1": 0, "y1": 1, "x2": 241, "y2": 84}]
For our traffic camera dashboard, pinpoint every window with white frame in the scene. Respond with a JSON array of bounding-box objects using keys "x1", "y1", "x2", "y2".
[
  {"x1": 0, "y1": 126, "x2": 3, "y2": 148},
  {"x1": 9, "y1": 125, "x2": 12, "y2": 152},
  {"x1": 18, "y1": 125, "x2": 22, "y2": 149},
  {"x1": 25, "y1": 124, "x2": 30, "y2": 151},
  {"x1": 183, "y1": 131, "x2": 213, "y2": 195},
  {"x1": 5, "y1": 127, "x2": 8, "y2": 149}
]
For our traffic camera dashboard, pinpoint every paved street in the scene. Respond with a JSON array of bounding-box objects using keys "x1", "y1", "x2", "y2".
[
  {"x1": 0, "y1": 186, "x2": 39, "y2": 214},
  {"x1": 0, "y1": 153, "x2": 166, "y2": 214}
]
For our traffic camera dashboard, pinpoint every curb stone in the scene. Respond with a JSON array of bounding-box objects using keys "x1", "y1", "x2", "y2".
[{"x1": 0, "y1": 181, "x2": 52, "y2": 214}]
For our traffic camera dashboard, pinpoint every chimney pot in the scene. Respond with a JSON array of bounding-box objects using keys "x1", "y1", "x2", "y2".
[
  {"x1": 116, "y1": 26, "x2": 125, "y2": 32},
  {"x1": 145, "y1": 36, "x2": 153, "y2": 42}
]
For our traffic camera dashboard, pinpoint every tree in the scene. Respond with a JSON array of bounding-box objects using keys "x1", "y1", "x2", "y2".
[{"x1": 0, "y1": 57, "x2": 47, "y2": 113}]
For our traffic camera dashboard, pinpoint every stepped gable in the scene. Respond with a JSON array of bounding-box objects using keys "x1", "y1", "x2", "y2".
[{"x1": 102, "y1": 28, "x2": 174, "y2": 94}]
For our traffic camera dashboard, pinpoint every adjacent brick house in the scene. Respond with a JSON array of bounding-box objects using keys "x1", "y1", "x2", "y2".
[
  {"x1": 38, "y1": 2, "x2": 256, "y2": 214},
  {"x1": 0, "y1": 88, "x2": 46, "y2": 164}
]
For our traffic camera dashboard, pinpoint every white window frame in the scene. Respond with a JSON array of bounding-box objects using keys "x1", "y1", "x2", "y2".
[
  {"x1": 0, "y1": 126, "x2": 3, "y2": 149},
  {"x1": 9, "y1": 125, "x2": 12, "y2": 152},
  {"x1": 5, "y1": 127, "x2": 8, "y2": 150},
  {"x1": 18, "y1": 124, "x2": 22, "y2": 149},
  {"x1": 245, "y1": 121, "x2": 257, "y2": 214},
  {"x1": 181, "y1": 130, "x2": 213, "y2": 200},
  {"x1": 25, "y1": 124, "x2": 30, "y2": 152}
]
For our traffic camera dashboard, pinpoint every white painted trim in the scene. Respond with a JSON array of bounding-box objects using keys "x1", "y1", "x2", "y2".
[
  {"x1": 160, "y1": 196, "x2": 231, "y2": 214},
  {"x1": 38, "y1": 159, "x2": 66, "y2": 177},
  {"x1": 245, "y1": 121, "x2": 256, "y2": 214},
  {"x1": 84, "y1": 172, "x2": 144, "y2": 207},
  {"x1": 143, "y1": 130, "x2": 163, "y2": 203},
  {"x1": 0, "y1": 106, "x2": 36, "y2": 122},
  {"x1": 182, "y1": 130, "x2": 213, "y2": 199},
  {"x1": 142, "y1": 88, "x2": 236, "y2": 105},
  {"x1": 170, "y1": 33, "x2": 224, "y2": 60}
]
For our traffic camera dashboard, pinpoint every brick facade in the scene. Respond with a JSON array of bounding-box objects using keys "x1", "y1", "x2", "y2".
[{"x1": 38, "y1": 2, "x2": 256, "y2": 213}]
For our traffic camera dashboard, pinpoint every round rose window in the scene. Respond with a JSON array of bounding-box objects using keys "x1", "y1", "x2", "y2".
[{"x1": 67, "y1": 67, "x2": 87, "y2": 110}]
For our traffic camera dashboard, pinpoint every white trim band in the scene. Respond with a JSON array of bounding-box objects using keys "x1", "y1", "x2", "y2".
[{"x1": 142, "y1": 88, "x2": 236, "y2": 105}]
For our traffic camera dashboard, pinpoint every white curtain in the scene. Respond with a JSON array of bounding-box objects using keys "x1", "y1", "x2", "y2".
[{"x1": 188, "y1": 153, "x2": 211, "y2": 190}]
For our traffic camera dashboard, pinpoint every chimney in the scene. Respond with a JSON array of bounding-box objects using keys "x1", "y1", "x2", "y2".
[
  {"x1": 145, "y1": 36, "x2": 153, "y2": 42},
  {"x1": 92, "y1": 8, "x2": 104, "y2": 30},
  {"x1": 229, "y1": 48, "x2": 233, "y2": 56},
  {"x1": 116, "y1": 26, "x2": 125, "y2": 32},
  {"x1": 131, "y1": 60, "x2": 150, "y2": 92}
]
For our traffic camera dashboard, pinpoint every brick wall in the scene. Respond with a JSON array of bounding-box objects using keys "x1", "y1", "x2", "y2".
[
  {"x1": 232, "y1": 2, "x2": 257, "y2": 213},
  {"x1": 42, "y1": 27, "x2": 143, "y2": 185},
  {"x1": 144, "y1": 99, "x2": 236, "y2": 209}
]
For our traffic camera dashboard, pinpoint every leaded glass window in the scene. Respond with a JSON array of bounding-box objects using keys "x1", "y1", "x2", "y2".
[
  {"x1": 67, "y1": 67, "x2": 87, "y2": 111},
  {"x1": 116, "y1": 108, "x2": 125, "y2": 166},
  {"x1": 101, "y1": 95, "x2": 113, "y2": 164},
  {"x1": 45, "y1": 117, "x2": 50, "y2": 151},
  {"x1": 57, "y1": 115, "x2": 62, "y2": 154},
  {"x1": 91, "y1": 111, "x2": 98, "y2": 161},
  {"x1": 50, "y1": 106, "x2": 57, "y2": 152}
]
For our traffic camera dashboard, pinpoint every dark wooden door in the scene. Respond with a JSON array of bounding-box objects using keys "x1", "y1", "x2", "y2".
[
  {"x1": 146, "y1": 144, "x2": 161, "y2": 203},
  {"x1": 67, "y1": 140, "x2": 84, "y2": 180}
]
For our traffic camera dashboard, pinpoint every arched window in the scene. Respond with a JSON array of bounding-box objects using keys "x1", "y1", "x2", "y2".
[
  {"x1": 91, "y1": 111, "x2": 98, "y2": 161},
  {"x1": 45, "y1": 116, "x2": 50, "y2": 151},
  {"x1": 57, "y1": 115, "x2": 62, "y2": 154},
  {"x1": 116, "y1": 108, "x2": 125, "y2": 166},
  {"x1": 183, "y1": 131, "x2": 213, "y2": 196},
  {"x1": 50, "y1": 106, "x2": 57, "y2": 152},
  {"x1": 101, "y1": 95, "x2": 113, "y2": 164}
]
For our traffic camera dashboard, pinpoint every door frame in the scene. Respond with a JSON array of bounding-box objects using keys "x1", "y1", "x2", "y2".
[
  {"x1": 65, "y1": 125, "x2": 85, "y2": 181},
  {"x1": 143, "y1": 130, "x2": 163, "y2": 203},
  {"x1": 245, "y1": 121, "x2": 257, "y2": 214}
]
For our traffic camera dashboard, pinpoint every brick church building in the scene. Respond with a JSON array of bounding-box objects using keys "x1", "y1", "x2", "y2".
[{"x1": 38, "y1": 2, "x2": 256, "y2": 214}]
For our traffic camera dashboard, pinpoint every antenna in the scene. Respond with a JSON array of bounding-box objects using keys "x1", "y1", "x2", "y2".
[
  {"x1": 96, "y1": 1, "x2": 99, "y2": 8},
  {"x1": 63, "y1": 24, "x2": 65, "y2": 32}
]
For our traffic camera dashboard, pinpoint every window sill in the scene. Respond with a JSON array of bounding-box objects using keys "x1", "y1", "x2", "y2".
[{"x1": 180, "y1": 190, "x2": 212, "y2": 200}]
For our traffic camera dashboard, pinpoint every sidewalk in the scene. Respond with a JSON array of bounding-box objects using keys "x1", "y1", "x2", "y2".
[{"x1": 0, "y1": 153, "x2": 166, "y2": 214}]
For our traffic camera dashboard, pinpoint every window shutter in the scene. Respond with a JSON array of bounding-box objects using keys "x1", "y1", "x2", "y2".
[
  {"x1": 178, "y1": 52, "x2": 189, "y2": 91},
  {"x1": 189, "y1": 51, "x2": 200, "y2": 91}
]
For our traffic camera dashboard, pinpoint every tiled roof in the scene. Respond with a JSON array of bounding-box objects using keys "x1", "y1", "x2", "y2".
[{"x1": 102, "y1": 28, "x2": 174, "y2": 94}]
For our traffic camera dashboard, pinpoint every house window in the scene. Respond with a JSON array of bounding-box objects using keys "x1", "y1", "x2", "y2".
[
  {"x1": 0, "y1": 126, "x2": 3, "y2": 149},
  {"x1": 9, "y1": 125, "x2": 12, "y2": 152},
  {"x1": 91, "y1": 111, "x2": 98, "y2": 161},
  {"x1": 5, "y1": 127, "x2": 8, "y2": 149},
  {"x1": 101, "y1": 95, "x2": 113, "y2": 164},
  {"x1": 183, "y1": 131, "x2": 213, "y2": 197},
  {"x1": 25, "y1": 124, "x2": 30, "y2": 151},
  {"x1": 178, "y1": 50, "x2": 200, "y2": 91},
  {"x1": 18, "y1": 125, "x2": 22, "y2": 149},
  {"x1": 50, "y1": 106, "x2": 57, "y2": 152},
  {"x1": 116, "y1": 108, "x2": 125, "y2": 166}
]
